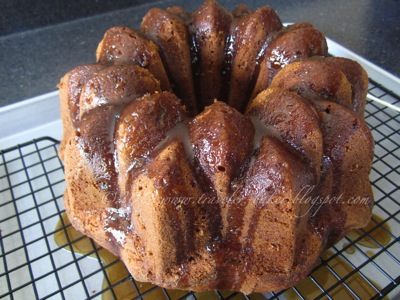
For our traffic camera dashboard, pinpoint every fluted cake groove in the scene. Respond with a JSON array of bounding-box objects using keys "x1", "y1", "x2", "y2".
[{"x1": 59, "y1": 0, "x2": 374, "y2": 294}]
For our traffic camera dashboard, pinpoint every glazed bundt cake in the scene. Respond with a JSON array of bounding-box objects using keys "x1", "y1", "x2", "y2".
[{"x1": 58, "y1": 0, "x2": 374, "y2": 294}]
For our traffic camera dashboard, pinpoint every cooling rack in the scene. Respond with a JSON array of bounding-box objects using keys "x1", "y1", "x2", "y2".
[{"x1": 1, "y1": 78, "x2": 399, "y2": 300}]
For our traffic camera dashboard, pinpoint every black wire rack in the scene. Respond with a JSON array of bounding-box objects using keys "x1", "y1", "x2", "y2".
[{"x1": 1, "y1": 79, "x2": 399, "y2": 300}]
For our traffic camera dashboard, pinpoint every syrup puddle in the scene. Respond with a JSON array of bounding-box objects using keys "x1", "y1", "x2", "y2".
[
  {"x1": 54, "y1": 213, "x2": 192, "y2": 299},
  {"x1": 55, "y1": 213, "x2": 391, "y2": 299},
  {"x1": 345, "y1": 214, "x2": 391, "y2": 250},
  {"x1": 283, "y1": 214, "x2": 392, "y2": 299},
  {"x1": 283, "y1": 249, "x2": 381, "y2": 299}
]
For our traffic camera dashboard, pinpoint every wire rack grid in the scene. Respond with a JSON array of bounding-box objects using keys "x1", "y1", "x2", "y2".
[{"x1": 0, "y1": 79, "x2": 399, "y2": 300}]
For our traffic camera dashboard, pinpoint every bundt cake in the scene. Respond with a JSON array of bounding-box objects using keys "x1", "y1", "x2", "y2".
[{"x1": 58, "y1": 0, "x2": 374, "y2": 294}]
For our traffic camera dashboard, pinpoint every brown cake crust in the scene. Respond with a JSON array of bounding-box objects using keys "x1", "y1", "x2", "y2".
[
  {"x1": 96, "y1": 26, "x2": 171, "y2": 91},
  {"x1": 59, "y1": 0, "x2": 374, "y2": 294},
  {"x1": 310, "y1": 99, "x2": 374, "y2": 247},
  {"x1": 323, "y1": 57, "x2": 369, "y2": 117},
  {"x1": 58, "y1": 63, "x2": 104, "y2": 159},
  {"x1": 269, "y1": 59, "x2": 353, "y2": 109},
  {"x1": 251, "y1": 23, "x2": 328, "y2": 99},
  {"x1": 141, "y1": 8, "x2": 198, "y2": 115},
  {"x1": 247, "y1": 88, "x2": 324, "y2": 180},
  {"x1": 189, "y1": 101, "x2": 255, "y2": 199},
  {"x1": 226, "y1": 6, "x2": 282, "y2": 111},
  {"x1": 78, "y1": 64, "x2": 161, "y2": 117},
  {"x1": 192, "y1": 0, "x2": 233, "y2": 108}
]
